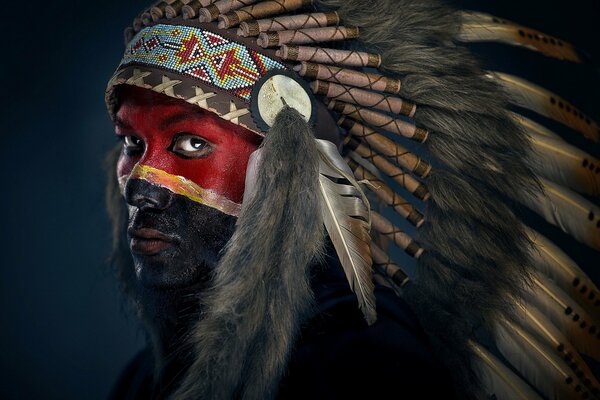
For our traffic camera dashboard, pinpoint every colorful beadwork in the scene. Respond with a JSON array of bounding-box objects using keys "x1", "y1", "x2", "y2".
[{"x1": 120, "y1": 24, "x2": 285, "y2": 101}]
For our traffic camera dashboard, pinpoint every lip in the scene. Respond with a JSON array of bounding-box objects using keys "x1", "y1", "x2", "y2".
[{"x1": 128, "y1": 227, "x2": 178, "y2": 255}]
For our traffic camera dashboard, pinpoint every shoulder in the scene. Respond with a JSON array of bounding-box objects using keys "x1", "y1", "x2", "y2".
[{"x1": 278, "y1": 273, "x2": 458, "y2": 399}]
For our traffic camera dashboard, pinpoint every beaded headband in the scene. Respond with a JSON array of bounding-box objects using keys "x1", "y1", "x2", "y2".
[{"x1": 105, "y1": 0, "x2": 406, "y2": 143}]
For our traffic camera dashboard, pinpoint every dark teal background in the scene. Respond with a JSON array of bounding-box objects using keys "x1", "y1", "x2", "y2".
[{"x1": 0, "y1": 1, "x2": 598, "y2": 399}]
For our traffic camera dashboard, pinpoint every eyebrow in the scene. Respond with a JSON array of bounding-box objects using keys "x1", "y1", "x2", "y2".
[
  {"x1": 114, "y1": 116, "x2": 132, "y2": 130},
  {"x1": 160, "y1": 112, "x2": 200, "y2": 130}
]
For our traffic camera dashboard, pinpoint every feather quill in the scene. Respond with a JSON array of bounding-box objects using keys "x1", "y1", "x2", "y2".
[
  {"x1": 469, "y1": 341, "x2": 543, "y2": 400},
  {"x1": 525, "y1": 227, "x2": 600, "y2": 318},
  {"x1": 513, "y1": 301, "x2": 600, "y2": 394},
  {"x1": 510, "y1": 112, "x2": 562, "y2": 140},
  {"x1": 519, "y1": 178, "x2": 600, "y2": 251},
  {"x1": 528, "y1": 133, "x2": 600, "y2": 198},
  {"x1": 494, "y1": 318, "x2": 594, "y2": 400},
  {"x1": 526, "y1": 274, "x2": 600, "y2": 360},
  {"x1": 458, "y1": 11, "x2": 584, "y2": 63},
  {"x1": 316, "y1": 139, "x2": 377, "y2": 325},
  {"x1": 488, "y1": 72, "x2": 600, "y2": 142}
]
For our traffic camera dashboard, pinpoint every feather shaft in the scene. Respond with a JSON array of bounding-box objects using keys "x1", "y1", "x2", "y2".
[
  {"x1": 525, "y1": 227, "x2": 600, "y2": 318},
  {"x1": 488, "y1": 72, "x2": 600, "y2": 142},
  {"x1": 528, "y1": 133, "x2": 600, "y2": 198},
  {"x1": 458, "y1": 11, "x2": 584, "y2": 63},
  {"x1": 470, "y1": 341, "x2": 543, "y2": 400},
  {"x1": 509, "y1": 112, "x2": 562, "y2": 140},
  {"x1": 526, "y1": 274, "x2": 600, "y2": 360},
  {"x1": 520, "y1": 178, "x2": 600, "y2": 251},
  {"x1": 514, "y1": 302, "x2": 600, "y2": 394},
  {"x1": 495, "y1": 318, "x2": 593, "y2": 399}
]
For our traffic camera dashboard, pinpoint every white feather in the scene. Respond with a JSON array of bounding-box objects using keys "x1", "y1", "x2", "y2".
[
  {"x1": 513, "y1": 301, "x2": 600, "y2": 393},
  {"x1": 487, "y1": 72, "x2": 600, "y2": 142},
  {"x1": 470, "y1": 341, "x2": 543, "y2": 400},
  {"x1": 242, "y1": 149, "x2": 263, "y2": 206},
  {"x1": 525, "y1": 274, "x2": 600, "y2": 360},
  {"x1": 525, "y1": 227, "x2": 600, "y2": 319},
  {"x1": 528, "y1": 133, "x2": 600, "y2": 198},
  {"x1": 458, "y1": 13, "x2": 583, "y2": 63},
  {"x1": 316, "y1": 139, "x2": 377, "y2": 325},
  {"x1": 494, "y1": 318, "x2": 592, "y2": 400},
  {"x1": 509, "y1": 112, "x2": 561, "y2": 140},
  {"x1": 519, "y1": 178, "x2": 600, "y2": 251}
]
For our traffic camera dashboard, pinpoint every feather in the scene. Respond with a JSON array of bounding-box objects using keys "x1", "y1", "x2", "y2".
[
  {"x1": 316, "y1": 139, "x2": 377, "y2": 325},
  {"x1": 458, "y1": 11, "x2": 584, "y2": 63},
  {"x1": 494, "y1": 317, "x2": 594, "y2": 400},
  {"x1": 488, "y1": 72, "x2": 600, "y2": 143},
  {"x1": 469, "y1": 340, "x2": 543, "y2": 400},
  {"x1": 525, "y1": 227, "x2": 600, "y2": 318},
  {"x1": 513, "y1": 112, "x2": 600, "y2": 199},
  {"x1": 347, "y1": 150, "x2": 384, "y2": 181},
  {"x1": 242, "y1": 149, "x2": 263, "y2": 205},
  {"x1": 526, "y1": 274, "x2": 600, "y2": 360},
  {"x1": 509, "y1": 111, "x2": 562, "y2": 140},
  {"x1": 513, "y1": 302, "x2": 600, "y2": 395},
  {"x1": 519, "y1": 178, "x2": 600, "y2": 251},
  {"x1": 527, "y1": 133, "x2": 600, "y2": 198}
]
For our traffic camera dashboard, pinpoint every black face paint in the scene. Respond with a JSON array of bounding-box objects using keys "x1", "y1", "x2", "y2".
[{"x1": 125, "y1": 178, "x2": 236, "y2": 289}]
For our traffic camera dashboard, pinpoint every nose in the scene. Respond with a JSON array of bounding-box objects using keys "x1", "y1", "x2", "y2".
[{"x1": 125, "y1": 178, "x2": 174, "y2": 211}]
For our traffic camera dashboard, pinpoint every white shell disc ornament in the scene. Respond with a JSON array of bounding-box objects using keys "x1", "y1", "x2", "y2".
[{"x1": 250, "y1": 69, "x2": 317, "y2": 131}]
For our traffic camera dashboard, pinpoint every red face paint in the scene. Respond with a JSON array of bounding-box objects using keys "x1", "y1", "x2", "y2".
[{"x1": 115, "y1": 85, "x2": 261, "y2": 206}]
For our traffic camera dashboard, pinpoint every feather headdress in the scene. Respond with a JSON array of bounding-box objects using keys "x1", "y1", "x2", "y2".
[{"x1": 106, "y1": 0, "x2": 599, "y2": 398}]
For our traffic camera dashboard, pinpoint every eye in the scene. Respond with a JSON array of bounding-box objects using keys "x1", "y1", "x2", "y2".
[
  {"x1": 122, "y1": 135, "x2": 144, "y2": 156},
  {"x1": 169, "y1": 133, "x2": 213, "y2": 159}
]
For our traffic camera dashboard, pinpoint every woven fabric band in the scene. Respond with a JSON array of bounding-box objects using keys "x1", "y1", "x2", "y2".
[{"x1": 120, "y1": 24, "x2": 285, "y2": 102}]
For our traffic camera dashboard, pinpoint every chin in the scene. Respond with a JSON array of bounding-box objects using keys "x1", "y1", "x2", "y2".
[{"x1": 133, "y1": 251, "x2": 207, "y2": 290}]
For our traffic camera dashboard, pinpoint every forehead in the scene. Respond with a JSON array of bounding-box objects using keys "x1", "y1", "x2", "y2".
[
  {"x1": 115, "y1": 85, "x2": 260, "y2": 141},
  {"x1": 116, "y1": 85, "x2": 212, "y2": 122}
]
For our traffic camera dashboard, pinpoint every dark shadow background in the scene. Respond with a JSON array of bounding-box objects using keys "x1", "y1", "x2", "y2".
[{"x1": 0, "y1": 1, "x2": 598, "y2": 399}]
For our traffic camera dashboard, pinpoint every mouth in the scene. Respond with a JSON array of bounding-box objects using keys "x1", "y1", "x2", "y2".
[{"x1": 128, "y1": 227, "x2": 178, "y2": 255}]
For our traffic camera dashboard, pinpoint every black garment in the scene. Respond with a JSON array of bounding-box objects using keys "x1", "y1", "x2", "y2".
[{"x1": 110, "y1": 254, "x2": 457, "y2": 399}]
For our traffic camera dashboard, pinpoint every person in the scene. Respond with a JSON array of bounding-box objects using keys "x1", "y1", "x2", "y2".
[
  {"x1": 105, "y1": 0, "x2": 600, "y2": 399},
  {"x1": 106, "y1": 65, "x2": 456, "y2": 400}
]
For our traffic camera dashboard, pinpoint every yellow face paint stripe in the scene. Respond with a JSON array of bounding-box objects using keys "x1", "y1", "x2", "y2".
[{"x1": 120, "y1": 164, "x2": 242, "y2": 217}]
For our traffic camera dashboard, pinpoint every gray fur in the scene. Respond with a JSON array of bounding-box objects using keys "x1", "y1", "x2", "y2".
[
  {"x1": 171, "y1": 107, "x2": 324, "y2": 400},
  {"x1": 317, "y1": 0, "x2": 539, "y2": 394}
]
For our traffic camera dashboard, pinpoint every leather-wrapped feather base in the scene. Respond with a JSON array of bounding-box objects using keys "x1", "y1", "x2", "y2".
[{"x1": 318, "y1": 0, "x2": 538, "y2": 394}]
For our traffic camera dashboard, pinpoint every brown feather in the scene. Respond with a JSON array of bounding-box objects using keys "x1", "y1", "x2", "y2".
[
  {"x1": 489, "y1": 72, "x2": 600, "y2": 142},
  {"x1": 459, "y1": 11, "x2": 584, "y2": 63}
]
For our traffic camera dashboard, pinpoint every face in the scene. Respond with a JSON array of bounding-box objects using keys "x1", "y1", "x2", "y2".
[{"x1": 114, "y1": 85, "x2": 261, "y2": 289}]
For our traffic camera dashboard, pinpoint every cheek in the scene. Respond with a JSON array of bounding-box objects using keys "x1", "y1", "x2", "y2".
[
  {"x1": 175, "y1": 138, "x2": 257, "y2": 203},
  {"x1": 118, "y1": 136, "x2": 259, "y2": 204}
]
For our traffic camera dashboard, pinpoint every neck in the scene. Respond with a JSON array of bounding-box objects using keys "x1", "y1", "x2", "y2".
[{"x1": 136, "y1": 285, "x2": 201, "y2": 386}]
